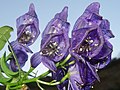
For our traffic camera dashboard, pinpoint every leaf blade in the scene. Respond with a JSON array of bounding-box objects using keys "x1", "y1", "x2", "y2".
[
  {"x1": 1, "y1": 52, "x2": 18, "y2": 76},
  {"x1": 0, "y1": 26, "x2": 13, "y2": 50}
]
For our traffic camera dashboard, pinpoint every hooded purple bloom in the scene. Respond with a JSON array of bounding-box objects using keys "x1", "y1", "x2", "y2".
[
  {"x1": 68, "y1": 60, "x2": 99, "y2": 90},
  {"x1": 9, "y1": 3, "x2": 40, "y2": 71},
  {"x1": 70, "y1": 2, "x2": 114, "y2": 69},
  {"x1": 9, "y1": 49, "x2": 28, "y2": 72},
  {"x1": 16, "y1": 3, "x2": 40, "y2": 46},
  {"x1": 69, "y1": 2, "x2": 114, "y2": 90},
  {"x1": 30, "y1": 7, "x2": 70, "y2": 71}
]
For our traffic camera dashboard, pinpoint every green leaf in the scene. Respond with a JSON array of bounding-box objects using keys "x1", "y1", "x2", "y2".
[
  {"x1": 0, "y1": 52, "x2": 18, "y2": 76},
  {"x1": 0, "y1": 26, "x2": 13, "y2": 50},
  {"x1": 0, "y1": 69, "x2": 12, "y2": 84}
]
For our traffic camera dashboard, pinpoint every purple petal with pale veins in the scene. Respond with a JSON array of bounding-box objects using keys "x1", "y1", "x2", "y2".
[
  {"x1": 16, "y1": 3, "x2": 40, "y2": 46},
  {"x1": 9, "y1": 49, "x2": 28, "y2": 72}
]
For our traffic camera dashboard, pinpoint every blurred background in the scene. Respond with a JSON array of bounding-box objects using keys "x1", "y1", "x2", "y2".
[{"x1": 0, "y1": 0, "x2": 120, "y2": 90}]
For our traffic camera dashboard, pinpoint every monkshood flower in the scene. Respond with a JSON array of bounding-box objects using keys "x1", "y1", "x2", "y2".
[
  {"x1": 9, "y1": 49, "x2": 28, "y2": 72},
  {"x1": 69, "y1": 2, "x2": 114, "y2": 90},
  {"x1": 16, "y1": 3, "x2": 40, "y2": 46},
  {"x1": 9, "y1": 3, "x2": 40, "y2": 71},
  {"x1": 30, "y1": 7, "x2": 70, "y2": 71},
  {"x1": 68, "y1": 60, "x2": 98, "y2": 90},
  {"x1": 70, "y1": 2, "x2": 114, "y2": 69}
]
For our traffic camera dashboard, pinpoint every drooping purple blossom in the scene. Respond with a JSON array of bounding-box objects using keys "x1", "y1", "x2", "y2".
[
  {"x1": 9, "y1": 49, "x2": 28, "y2": 72},
  {"x1": 69, "y1": 2, "x2": 114, "y2": 90},
  {"x1": 30, "y1": 7, "x2": 70, "y2": 72},
  {"x1": 68, "y1": 60, "x2": 99, "y2": 90},
  {"x1": 16, "y1": 3, "x2": 40, "y2": 46},
  {"x1": 9, "y1": 3, "x2": 40, "y2": 71},
  {"x1": 70, "y1": 2, "x2": 114, "y2": 69}
]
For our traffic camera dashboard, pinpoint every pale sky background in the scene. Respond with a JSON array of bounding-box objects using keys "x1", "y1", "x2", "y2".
[{"x1": 0, "y1": 0, "x2": 120, "y2": 75}]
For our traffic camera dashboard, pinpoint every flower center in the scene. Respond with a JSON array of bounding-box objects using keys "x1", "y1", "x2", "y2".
[
  {"x1": 77, "y1": 35, "x2": 99, "y2": 57},
  {"x1": 18, "y1": 26, "x2": 34, "y2": 44},
  {"x1": 40, "y1": 41, "x2": 62, "y2": 57}
]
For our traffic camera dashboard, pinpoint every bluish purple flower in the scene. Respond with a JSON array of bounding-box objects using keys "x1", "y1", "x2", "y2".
[
  {"x1": 9, "y1": 49, "x2": 28, "y2": 72},
  {"x1": 9, "y1": 3, "x2": 40, "y2": 71},
  {"x1": 68, "y1": 61, "x2": 98, "y2": 90},
  {"x1": 30, "y1": 7, "x2": 70, "y2": 72},
  {"x1": 69, "y1": 2, "x2": 114, "y2": 90},
  {"x1": 16, "y1": 3, "x2": 40, "y2": 46},
  {"x1": 70, "y1": 2, "x2": 114, "y2": 69}
]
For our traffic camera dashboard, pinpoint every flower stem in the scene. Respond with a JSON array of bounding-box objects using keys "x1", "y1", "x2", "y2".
[
  {"x1": 56, "y1": 54, "x2": 71, "y2": 67},
  {"x1": 59, "y1": 54, "x2": 71, "y2": 66},
  {"x1": 7, "y1": 41, "x2": 22, "y2": 78},
  {"x1": 36, "y1": 73, "x2": 69, "y2": 86},
  {"x1": 7, "y1": 54, "x2": 71, "y2": 88},
  {"x1": 3, "y1": 35, "x2": 21, "y2": 76},
  {"x1": 23, "y1": 67, "x2": 34, "y2": 79},
  {"x1": 36, "y1": 81, "x2": 45, "y2": 90}
]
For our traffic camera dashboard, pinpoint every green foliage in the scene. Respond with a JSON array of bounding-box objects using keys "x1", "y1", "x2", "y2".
[
  {"x1": 0, "y1": 52, "x2": 18, "y2": 77},
  {"x1": 0, "y1": 26, "x2": 13, "y2": 50}
]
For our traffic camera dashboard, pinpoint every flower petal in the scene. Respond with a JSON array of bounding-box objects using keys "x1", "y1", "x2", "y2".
[
  {"x1": 68, "y1": 63, "x2": 84, "y2": 90},
  {"x1": 42, "y1": 6, "x2": 69, "y2": 37},
  {"x1": 73, "y1": 2, "x2": 100, "y2": 31},
  {"x1": 83, "y1": 2, "x2": 100, "y2": 15},
  {"x1": 30, "y1": 52, "x2": 42, "y2": 68},
  {"x1": 16, "y1": 3, "x2": 40, "y2": 45},
  {"x1": 10, "y1": 40, "x2": 33, "y2": 53},
  {"x1": 9, "y1": 49, "x2": 28, "y2": 71},
  {"x1": 52, "y1": 68, "x2": 68, "y2": 90},
  {"x1": 42, "y1": 56, "x2": 57, "y2": 72},
  {"x1": 100, "y1": 19, "x2": 115, "y2": 39},
  {"x1": 55, "y1": 6, "x2": 68, "y2": 21}
]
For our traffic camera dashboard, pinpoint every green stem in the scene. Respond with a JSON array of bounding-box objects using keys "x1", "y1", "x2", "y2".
[
  {"x1": 23, "y1": 70, "x2": 50, "y2": 84},
  {"x1": 23, "y1": 54, "x2": 71, "y2": 84},
  {"x1": 3, "y1": 34, "x2": 21, "y2": 76},
  {"x1": 64, "y1": 60, "x2": 75, "y2": 67},
  {"x1": 7, "y1": 41, "x2": 22, "y2": 78},
  {"x1": 7, "y1": 54, "x2": 71, "y2": 87},
  {"x1": 9, "y1": 85, "x2": 22, "y2": 90},
  {"x1": 23, "y1": 67, "x2": 34, "y2": 79},
  {"x1": 6, "y1": 53, "x2": 12, "y2": 61},
  {"x1": 36, "y1": 73, "x2": 69, "y2": 86},
  {"x1": 6, "y1": 85, "x2": 9, "y2": 90},
  {"x1": 59, "y1": 54, "x2": 71, "y2": 66},
  {"x1": 36, "y1": 82, "x2": 45, "y2": 90}
]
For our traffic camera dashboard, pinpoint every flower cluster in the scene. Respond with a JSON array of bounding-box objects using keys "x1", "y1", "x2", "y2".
[{"x1": 7, "y1": 2, "x2": 114, "y2": 90}]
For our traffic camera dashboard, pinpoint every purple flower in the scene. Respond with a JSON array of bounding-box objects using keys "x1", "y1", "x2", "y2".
[
  {"x1": 69, "y1": 2, "x2": 114, "y2": 90},
  {"x1": 9, "y1": 49, "x2": 28, "y2": 72},
  {"x1": 8, "y1": 3, "x2": 40, "y2": 71},
  {"x1": 16, "y1": 3, "x2": 40, "y2": 46},
  {"x1": 68, "y1": 61, "x2": 98, "y2": 90},
  {"x1": 70, "y1": 2, "x2": 114, "y2": 69},
  {"x1": 30, "y1": 7, "x2": 70, "y2": 71}
]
